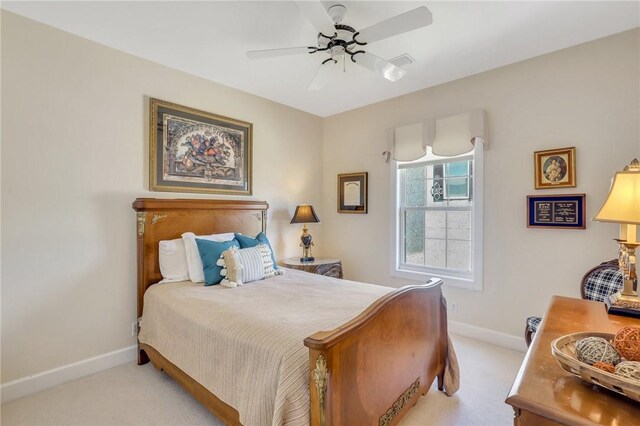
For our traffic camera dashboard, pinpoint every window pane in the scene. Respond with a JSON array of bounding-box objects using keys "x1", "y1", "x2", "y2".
[
  {"x1": 425, "y1": 211, "x2": 446, "y2": 238},
  {"x1": 446, "y1": 211, "x2": 471, "y2": 271},
  {"x1": 446, "y1": 161, "x2": 469, "y2": 177},
  {"x1": 405, "y1": 166, "x2": 425, "y2": 180},
  {"x1": 445, "y1": 177, "x2": 469, "y2": 200},
  {"x1": 447, "y1": 240, "x2": 471, "y2": 271},
  {"x1": 404, "y1": 210, "x2": 424, "y2": 265},
  {"x1": 425, "y1": 238, "x2": 446, "y2": 268},
  {"x1": 425, "y1": 210, "x2": 446, "y2": 268},
  {"x1": 404, "y1": 167, "x2": 426, "y2": 208}
]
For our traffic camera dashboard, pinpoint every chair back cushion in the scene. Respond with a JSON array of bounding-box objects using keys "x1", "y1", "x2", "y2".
[{"x1": 583, "y1": 267, "x2": 623, "y2": 301}]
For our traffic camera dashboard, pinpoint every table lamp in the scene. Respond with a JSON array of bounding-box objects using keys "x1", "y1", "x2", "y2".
[
  {"x1": 594, "y1": 158, "x2": 640, "y2": 303},
  {"x1": 290, "y1": 204, "x2": 320, "y2": 262}
]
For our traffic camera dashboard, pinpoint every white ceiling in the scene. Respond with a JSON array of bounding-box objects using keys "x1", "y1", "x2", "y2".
[{"x1": 3, "y1": 1, "x2": 639, "y2": 117}]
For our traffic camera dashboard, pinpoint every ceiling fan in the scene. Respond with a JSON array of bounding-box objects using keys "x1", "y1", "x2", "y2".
[{"x1": 246, "y1": 2, "x2": 432, "y2": 90}]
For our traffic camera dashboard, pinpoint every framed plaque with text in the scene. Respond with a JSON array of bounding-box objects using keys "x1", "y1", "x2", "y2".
[{"x1": 527, "y1": 194, "x2": 586, "y2": 229}]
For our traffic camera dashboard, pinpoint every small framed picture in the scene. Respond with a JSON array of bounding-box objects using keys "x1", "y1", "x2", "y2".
[
  {"x1": 338, "y1": 172, "x2": 368, "y2": 214},
  {"x1": 527, "y1": 194, "x2": 586, "y2": 229},
  {"x1": 534, "y1": 147, "x2": 576, "y2": 189}
]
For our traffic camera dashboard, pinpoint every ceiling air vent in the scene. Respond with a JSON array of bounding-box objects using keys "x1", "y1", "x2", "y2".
[{"x1": 389, "y1": 54, "x2": 416, "y2": 68}]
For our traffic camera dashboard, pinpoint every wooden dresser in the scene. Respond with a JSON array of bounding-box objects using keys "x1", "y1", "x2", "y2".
[{"x1": 506, "y1": 296, "x2": 640, "y2": 426}]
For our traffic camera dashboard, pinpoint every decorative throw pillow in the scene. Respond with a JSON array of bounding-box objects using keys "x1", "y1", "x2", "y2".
[
  {"x1": 195, "y1": 238, "x2": 240, "y2": 286},
  {"x1": 158, "y1": 238, "x2": 190, "y2": 283},
  {"x1": 182, "y1": 232, "x2": 235, "y2": 282},
  {"x1": 234, "y1": 232, "x2": 279, "y2": 269},
  {"x1": 219, "y1": 244, "x2": 284, "y2": 287}
]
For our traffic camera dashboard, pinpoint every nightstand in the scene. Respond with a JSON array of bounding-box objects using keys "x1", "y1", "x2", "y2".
[{"x1": 281, "y1": 257, "x2": 343, "y2": 279}]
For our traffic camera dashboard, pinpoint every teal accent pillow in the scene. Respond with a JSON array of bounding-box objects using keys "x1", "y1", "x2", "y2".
[
  {"x1": 234, "y1": 232, "x2": 278, "y2": 269},
  {"x1": 195, "y1": 238, "x2": 239, "y2": 286}
]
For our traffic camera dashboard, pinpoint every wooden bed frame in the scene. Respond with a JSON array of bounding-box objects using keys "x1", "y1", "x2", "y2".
[{"x1": 133, "y1": 198, "x2": 448, "y2": 426}]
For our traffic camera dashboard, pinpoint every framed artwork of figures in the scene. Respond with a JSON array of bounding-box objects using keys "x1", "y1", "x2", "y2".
[
  {"x1": 534, "y1": 147, "x2": 576, "y2": 189},
  {"x1": 149, "y1": 98, "x2": 252, "y2": 195}
]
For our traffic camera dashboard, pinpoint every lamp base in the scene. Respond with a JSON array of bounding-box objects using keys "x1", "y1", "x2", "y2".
[
  {"x1": 617, "y1": 292, "x2": 640, "y2": 303},
  {"x1": 299, "y1": 256, "x2": 315, "y2": 263},
  {"x1": 605, "y1": 291, "x2": 640, "y2": 319}
]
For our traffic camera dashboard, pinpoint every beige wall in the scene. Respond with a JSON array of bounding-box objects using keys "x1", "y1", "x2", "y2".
[
  {"x1": 0, "y1": 11, "x2": 323, "y2": 383},
  {"x1": 2, "y1": 9, "x2": 639, "y2": 385},
  {"x1": 322, "y1": 29, "x2": 640, "y2": 338}
]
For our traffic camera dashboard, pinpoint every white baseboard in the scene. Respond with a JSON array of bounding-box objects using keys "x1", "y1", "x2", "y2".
[
  {"x1": 448, "y1": 320, "x2": 528, "y2": 353},
  {"x1": 1, "y1": 345, "x2": 137, "y2": 403},
  {"x1": 1, "y1": 323, "x2": 524, "y2": 403}
]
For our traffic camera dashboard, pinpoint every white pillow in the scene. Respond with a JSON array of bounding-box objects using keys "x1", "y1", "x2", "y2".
[
  {"x1": 182, "y1": 232, "x2": 235, "y2": 283},
  {"x1": 158, "y1": 238, "x2": 190, "y2": 283},
  {"x1": 219, "y1": 244, "x2": 284, "y2": 288}
]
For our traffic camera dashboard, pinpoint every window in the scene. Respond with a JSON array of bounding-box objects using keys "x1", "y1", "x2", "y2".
[{"x1": 391, "y1": 145, "x2": 483, "y2": 290}]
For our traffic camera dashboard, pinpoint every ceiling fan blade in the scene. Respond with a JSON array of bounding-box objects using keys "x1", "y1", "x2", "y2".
[
  {"x1": 308, "y1": 60, "x2": 335, "y2": 90},
  {"x1": 246, "y1": 46, "x2": 313, "y2": 59},
  {"x1": 353, "y1": 52, "x2": 406, "y2": 82},
  {"x1": 357, "y1": 6, "x2": 432, "y2": 44},
  {"x1": 295, "y1": 1, "x2": 336, "y2": 38}
]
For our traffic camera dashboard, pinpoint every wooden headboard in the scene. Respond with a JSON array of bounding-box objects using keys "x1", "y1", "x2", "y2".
[{"x1": 132, "y1": 198, "x2": 268, "y2": 319}]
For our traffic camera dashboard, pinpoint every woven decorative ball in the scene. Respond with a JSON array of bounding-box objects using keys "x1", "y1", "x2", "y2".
[
  {"x1": 575, "y1": 337, "x2": 621, "y2": 366},
  {"x1": 614, "y1": 361, "x2": 640, "y2": 382},
  {"x1": 613, "y1": 326, "x2": 640, "y2": 361},
  {"x1": 592, "y1": 361, "x2": 616, "y2": 374}
]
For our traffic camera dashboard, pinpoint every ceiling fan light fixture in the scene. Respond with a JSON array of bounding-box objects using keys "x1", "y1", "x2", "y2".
[
  {"x1": 330, "y1": 45, "x2": 346, "y2": 59},
  {"x1": 327, "y1": 4, "x2": 347, "y2": 24}
]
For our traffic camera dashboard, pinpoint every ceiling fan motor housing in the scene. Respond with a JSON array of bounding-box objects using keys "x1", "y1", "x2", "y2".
[{"x1": 316, "y1": 24, "x2": 365, "y2": 62}]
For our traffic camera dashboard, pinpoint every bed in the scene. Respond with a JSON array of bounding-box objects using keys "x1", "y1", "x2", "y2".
[{"x1": 133, "y1": 198, "x2": 453, "y2": 426}]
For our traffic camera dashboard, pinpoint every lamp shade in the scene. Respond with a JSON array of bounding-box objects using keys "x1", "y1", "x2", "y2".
[
  {"x1": 290, "y1": 204, "x2": 320, "y2": 224},
  {"x1": 594, "y1": 171, "x2": 640, "y2": 225}
]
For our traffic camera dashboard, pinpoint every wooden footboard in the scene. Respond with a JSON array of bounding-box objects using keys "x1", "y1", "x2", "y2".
[{"x1": 304, "y1": 278, "x2": 447, "y2": 426}]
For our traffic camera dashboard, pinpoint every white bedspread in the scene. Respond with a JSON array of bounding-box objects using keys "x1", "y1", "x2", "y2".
[{"x1": 138, "y1": 268, "x2": 392, "y2": 426}]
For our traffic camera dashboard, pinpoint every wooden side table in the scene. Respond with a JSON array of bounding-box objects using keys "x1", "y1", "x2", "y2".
[
  {"x1": 281, "y1": 257, "x2": 343, "y2": 279},
  {"x1": 506, "y1": 296, "x2": 640, "y2": 426}
]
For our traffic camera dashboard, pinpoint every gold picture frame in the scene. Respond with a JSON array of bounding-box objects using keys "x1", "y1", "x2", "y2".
[
  {"x1": 149, "y1": 98, "x2": 252, "y2": 195},
  {"x1": 338, "y1": 172, "x2": 368, "y2": 214},
  {"x1": 534, "y1": 147, "x2": 576, "y2": 189}
]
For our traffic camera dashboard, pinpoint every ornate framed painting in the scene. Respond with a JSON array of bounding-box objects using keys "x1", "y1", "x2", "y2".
[
  {"x1": 149, "y1": 98, "x2": 252, "y2": 195},
  {"x1": 534, "y1": 147, "x2": 576, "y2": 189},
  {"x1": 338, "y1": 172, "x2": 368, "y2": 214}
]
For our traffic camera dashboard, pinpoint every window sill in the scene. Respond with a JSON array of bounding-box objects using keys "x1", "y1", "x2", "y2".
[{"x1": 391, "y1": 267, "x2": 481, "y2": 291}]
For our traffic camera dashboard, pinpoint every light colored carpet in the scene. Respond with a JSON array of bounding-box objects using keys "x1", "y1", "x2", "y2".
[{"x1": 1, "y1": 335, "x2": 524, "y2": 426}]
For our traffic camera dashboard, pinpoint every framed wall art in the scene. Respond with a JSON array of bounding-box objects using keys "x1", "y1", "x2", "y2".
[
  {"x1": 338, "y1": 172, "x2": 368, "y2": 214},
  {"x1": 527, "y1": 194, "x2": 586, "y2": 229},
  {"x1": 534, "y1": 147, "x2": 576, "y2": 189},
  {"x1": 149, "y1": 98, "x2": 252, "y2": 195}
]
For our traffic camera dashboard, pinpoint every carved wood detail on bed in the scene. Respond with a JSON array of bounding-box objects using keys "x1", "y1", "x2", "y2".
[{"x1": 132, "y1": 198, "x2": 448, "y2": 426}]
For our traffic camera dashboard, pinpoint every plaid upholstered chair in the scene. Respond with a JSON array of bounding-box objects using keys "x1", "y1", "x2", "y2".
[{"x1": 524, "y1": 259, "x2": 622, "y2": 347}]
